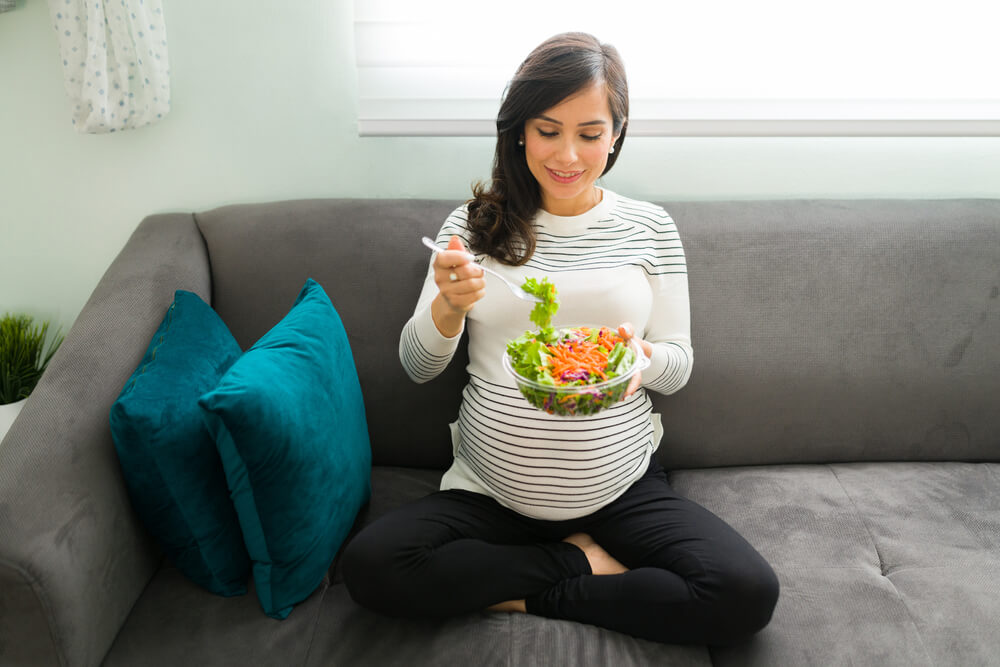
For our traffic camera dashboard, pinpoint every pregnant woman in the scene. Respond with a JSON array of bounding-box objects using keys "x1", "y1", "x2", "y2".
[{"x1": 342, "y1": 31, "x2": 779, "y2": 646}]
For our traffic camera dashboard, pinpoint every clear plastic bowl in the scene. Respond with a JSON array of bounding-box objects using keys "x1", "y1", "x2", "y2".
[{"x1": 502, "y1": 325, "x2": 650, "y2": 417}]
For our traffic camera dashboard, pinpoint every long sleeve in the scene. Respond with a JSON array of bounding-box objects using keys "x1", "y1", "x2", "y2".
[
  {"x1": 398, "y1": 255, "x2": 464, "y2": 384},
  {"x1": 399, "y1": 207, "x2": 482, "y2": 383},
  {"x1": 639, "y1": 209, "x2": 694, "y2": 395},
  {"x1": 641, "y1": 272, "x2": 694, "y2": 395}
]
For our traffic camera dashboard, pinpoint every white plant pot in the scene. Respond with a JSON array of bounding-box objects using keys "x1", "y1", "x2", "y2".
[{"x1": 0, "y1": 398, "x2": 28, "y2": 443}]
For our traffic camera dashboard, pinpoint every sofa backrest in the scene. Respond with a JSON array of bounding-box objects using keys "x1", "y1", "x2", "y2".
[
  {"x1": 195, "y1": 198, "x2": 1000, "y2": 470},
  {"x1": 196, "y1": 199, "x2": 465, "y2": 470},
  {"x1": 658, "y1": 199, "x2": 999, "y2": 468}
]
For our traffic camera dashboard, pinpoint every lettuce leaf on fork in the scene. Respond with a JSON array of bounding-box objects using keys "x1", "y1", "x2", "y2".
[{"x1": 521, "y1": 277, "x2": 559, "y2": 341}]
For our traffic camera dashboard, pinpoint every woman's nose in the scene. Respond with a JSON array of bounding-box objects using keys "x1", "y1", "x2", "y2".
[{"x1": 555, "y1": 138, "x2": 577, "y2": 164}]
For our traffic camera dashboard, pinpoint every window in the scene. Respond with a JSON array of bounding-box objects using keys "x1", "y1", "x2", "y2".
[{"x1": 354, "y1": 0, "x2": 1000, "y2": 136}]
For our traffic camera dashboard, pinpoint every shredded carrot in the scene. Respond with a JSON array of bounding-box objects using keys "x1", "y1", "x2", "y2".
[{"x1": 540, "y1": 326, "x2": 625, "y2": 384}]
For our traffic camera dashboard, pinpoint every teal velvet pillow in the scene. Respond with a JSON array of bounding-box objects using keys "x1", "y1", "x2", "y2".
[
  {"x1": 199, "y1": 278, "x2": 372, "y2": 620},
  {"x1": 110, "y1": 290, "x2": 251, "y2": 596}
]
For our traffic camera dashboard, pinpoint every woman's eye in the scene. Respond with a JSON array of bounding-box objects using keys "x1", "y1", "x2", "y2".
[
  {"x1": 582, "y1": 134, "x2": 602, "y2": 141},
  {"x1": 537, "y1": 129, "x2": 558, "y2": 138}
]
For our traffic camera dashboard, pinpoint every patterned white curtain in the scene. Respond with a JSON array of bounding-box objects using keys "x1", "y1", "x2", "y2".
[{"x1": 47, "y1": 0, "x2": 170, "y2": 133}]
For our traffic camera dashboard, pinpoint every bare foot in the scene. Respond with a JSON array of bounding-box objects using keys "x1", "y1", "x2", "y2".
[
  {"x1": 487, "y1": 599, "x2": 526, "y2": 613},
  {"x1": 562, "y1": 533, "x2": 629, "y2": 575}
]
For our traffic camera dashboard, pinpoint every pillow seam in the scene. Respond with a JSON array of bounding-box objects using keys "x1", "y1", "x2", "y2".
[{"x1": 124, "y1": 300, "x2": 177, "y2": 395}]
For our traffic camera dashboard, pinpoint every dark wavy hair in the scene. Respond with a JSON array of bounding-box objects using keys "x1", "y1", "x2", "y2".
[{"x1": 466, "y1": 32, "x2": 629, "y2": 265}]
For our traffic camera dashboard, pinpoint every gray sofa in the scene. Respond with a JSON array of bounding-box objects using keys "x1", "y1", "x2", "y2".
[{"x1": 1, "y1": 198, "x2": 998, "y2": 667}]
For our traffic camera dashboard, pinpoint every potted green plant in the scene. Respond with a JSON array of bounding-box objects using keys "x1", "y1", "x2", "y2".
[{"x1": 0, "y1": 314, "x2": 63, "y2": 439}]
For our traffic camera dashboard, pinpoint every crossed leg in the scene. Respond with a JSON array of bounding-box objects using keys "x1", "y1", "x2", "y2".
[
  {"x1": 342, "y1": 463, "x2": 778, "y2": 645},
  {"x1": 341, "y1": 488, "x2": 592, "y2": 618},
  {"x1": 523, "y1": 463, "x2": 780, "y2": 645}
]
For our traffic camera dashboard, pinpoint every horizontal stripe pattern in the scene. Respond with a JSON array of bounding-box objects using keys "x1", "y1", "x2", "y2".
[
  {"x1": 456, "y1": 375, "x2": 654, "y2": 512},
  {"x1": 401, "y1": 190, "x2": 691, "y2": 519},
  {"x1": 399, "y1": 318, "x2": 452, "y2": 383},
  {"x1": 435, "y1": 197, "x2": 687, "y2": 277},
  {"x1": 646, "y1": 342, "x2": 693, "y2": 395},
  {"x1": 530, "y1": 197, "x2": 686, "y2": 276}
]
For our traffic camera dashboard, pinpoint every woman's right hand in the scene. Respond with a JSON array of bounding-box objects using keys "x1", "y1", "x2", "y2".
[{"x1": 430, "y1": 235, "x2": 486, "y2": 336}]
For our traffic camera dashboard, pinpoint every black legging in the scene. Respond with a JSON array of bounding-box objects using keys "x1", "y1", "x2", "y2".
[{"x1": 341, "y1": 459, "x2": 779, "y2": 646}]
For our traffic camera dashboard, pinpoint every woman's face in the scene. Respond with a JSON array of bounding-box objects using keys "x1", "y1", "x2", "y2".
[{"x1": 521, "y1": 82, "x2": 620, "y2": 217}]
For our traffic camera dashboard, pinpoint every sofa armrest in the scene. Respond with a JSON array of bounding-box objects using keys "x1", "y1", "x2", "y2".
[{"x1": 0, "y1": 214, "x2": 212, "y2": 667}]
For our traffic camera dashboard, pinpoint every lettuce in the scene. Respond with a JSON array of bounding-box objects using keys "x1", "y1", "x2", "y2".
[{"x1": 521, "y1": 277, "x2": 559, "y2": 335}]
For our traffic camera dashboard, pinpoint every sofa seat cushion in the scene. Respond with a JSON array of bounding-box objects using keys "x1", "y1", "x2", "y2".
[
  {"x1": 322, "y1": 468, "x2": 709, "y2": 665},
  {"x1": 103, "y1": 466, "x2": 709, "y2": 667},
  {"x1": 304, "y1": 585, "x2": 711, "y2": 667},
  {"x1": 668, "y1": 462, "x2": 1000, "y2": 667},
  {"x1": 103, "y1": 462, "x2": 1000, "y2": 666},
  {"x1": 102, "y1": 561, "x2": 329, "y2": 667}
]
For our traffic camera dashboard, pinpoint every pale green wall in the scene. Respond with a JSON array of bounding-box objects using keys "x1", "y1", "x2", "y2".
[{"x1": 2, "y1": 0, "x2": 999, "y2": 333}]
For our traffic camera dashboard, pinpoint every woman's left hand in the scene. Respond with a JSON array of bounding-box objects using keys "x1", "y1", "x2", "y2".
[{"x1": 618, "y1": 322, "x2": 652, "y2": 398}]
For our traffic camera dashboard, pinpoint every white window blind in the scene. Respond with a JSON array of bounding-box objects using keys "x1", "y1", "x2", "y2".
[{"x1": 354, "y1": 0, "x2": 1000, "y2": 137}]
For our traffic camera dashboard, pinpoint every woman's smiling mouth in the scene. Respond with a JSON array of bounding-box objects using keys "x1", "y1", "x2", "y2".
[{"x1": 546, "y1": 167, "x2": 584, "y2": 184}]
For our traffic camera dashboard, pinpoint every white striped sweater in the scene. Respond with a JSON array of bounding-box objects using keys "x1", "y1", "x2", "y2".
[{"x1": 400, "y1": 188, "x2": 693, "y2": 520}]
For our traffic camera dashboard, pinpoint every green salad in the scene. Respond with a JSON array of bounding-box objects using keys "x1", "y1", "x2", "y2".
[
  {"x1": 505, "y1": 278, "x2": 637, "y2": 416},
  {"x1": 522, "y1": 277, "x2": 559, "y2": 332}
]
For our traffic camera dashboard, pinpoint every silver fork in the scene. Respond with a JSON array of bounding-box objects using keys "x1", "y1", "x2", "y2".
[{"x1": 421, "y1": 237, "x2": 543, "y2": 304}]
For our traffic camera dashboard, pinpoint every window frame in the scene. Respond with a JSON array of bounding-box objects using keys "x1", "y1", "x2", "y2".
[{"x1": 354, "y1": 1, "x2": 1000, "y2": 138}]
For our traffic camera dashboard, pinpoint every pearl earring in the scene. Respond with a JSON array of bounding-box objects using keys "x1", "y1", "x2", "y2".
[
  {"x1": 609, "y1": 146, "x2": 615, "y2": 154},
  {"x1": 518, "y1": 139, "x2": 525, "y2": 146}
]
